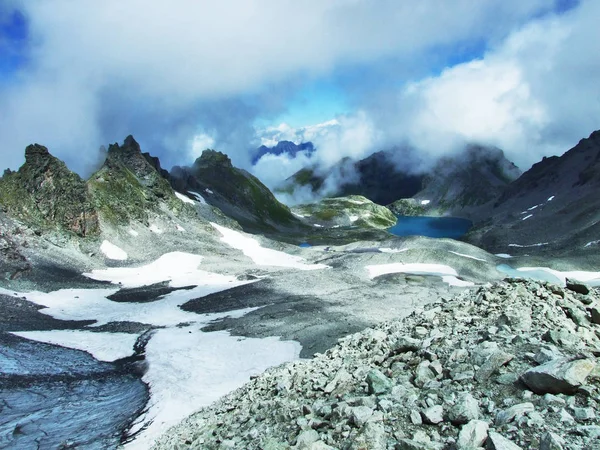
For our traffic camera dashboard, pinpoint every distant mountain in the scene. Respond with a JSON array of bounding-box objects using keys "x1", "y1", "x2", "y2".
[
  {"x1": 414, "y1": 145, "x2": 522, "y2": 214},
  {"x1": 465, "y1": 130, "x2": 600, "y2": 255},
  {"x1": 280, "y1": 146, "x2": 520, "y2": 210},
  {"x1": 170, "y1": 150, "x2": 304, "y2": 233},
  {"x1": 281, "y1": 151, "x2": 424, "y2": 205},
  {"x1": 252, "y1": 141, "x2": 315, "y2": 164}
]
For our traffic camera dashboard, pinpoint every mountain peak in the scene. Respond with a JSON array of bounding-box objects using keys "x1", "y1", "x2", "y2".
[{"x1": 194, "y1": 149, "x2": 232, "y2": 169}]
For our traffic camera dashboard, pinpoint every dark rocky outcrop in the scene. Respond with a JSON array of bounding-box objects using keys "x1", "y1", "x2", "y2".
[
  {"x1": 170, "y1": 150, "x2": 303, "y2": 233},
  {"x1": 465, "y1": 130, "x2": 600, "y2": 255},
  {"x1": 0, "y1": 144, "x2": 99, "y2": 236}
]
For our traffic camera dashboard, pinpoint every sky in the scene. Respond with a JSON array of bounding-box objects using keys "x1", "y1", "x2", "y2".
[{"x1": 0, "y1": 0, "x2": 598, "y2": 188}]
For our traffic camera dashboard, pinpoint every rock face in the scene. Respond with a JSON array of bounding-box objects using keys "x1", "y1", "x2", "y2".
[
  {"x1": 153, "y1": 279, "x2": 600, "y2": 449},
  {"x1": 87, "y1": 135, "x2": 184, "y2": 225},
  {"x1": 466, "y1": 130, "x2": 600, "y2": 254},
  {"x1": 292, "y1": 195, "x2": 397, "y2": 229},
  {"x1": 0, "y1": 144, "x2": 99, "y2": 236},
  {"x1": 414, "y1": 145, "x2": 521, "y2": 215},
  {"x1": 170, "y1": 150, "x2": 303, "y2": 233}
]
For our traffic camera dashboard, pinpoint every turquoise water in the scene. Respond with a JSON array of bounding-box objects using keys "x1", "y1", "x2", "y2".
[
  {"x1": 388, "y1": 216, "x2": 472, "y2": 239},
  {"x1": 298, "y1": 243, "x2": 312, "y2": 248}
]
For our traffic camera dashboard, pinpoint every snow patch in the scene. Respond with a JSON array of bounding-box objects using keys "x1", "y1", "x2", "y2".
[
  {"x1": 100, "y1": 240, "x2": 128, "y2": 260},
  {"x1": 448, "y1": 251, "x2": 487, "y2": 262},
  {"x1": 292, "y1": 212, "x2": 307, "y2": 218},
  {"x1": 188, "y1": 191, "x2": 206, "y2": 204},
  {"x1": 128, "y1": 229, "x2": 139, "y2": 237},
  {"x1": 527, "y1": 205, "x2": 539, "y2": 211},
  {"x1": 174, "y1": 192, "x2": 195, "y2": 205},
  {"x1": 508, "y1": 242, "x2": 548, "y2": 248},
  {"x1": 11, "y1": 330, "x2": 138, "y2": 362},
  {"x1": 125, "y1": 328, "x2": 301, "y2": 449},
  {"x1": 547, "y1": 195, "x2": 555, "y2": 202},
  {"x1": 149, "y1": 225, "x2": 163, "y2": 234},
  {"x1": 522, "y1": 214, "x2": 533, "y2": 221},
  {"x1": 176, "y1": 225, "x2": 186, "y2": 232},
  {"x1": 420, "y1": 200, "x2": 431, "y2": 205},
  {"x1": 349, "y1": 215, "x2": 359, "y2": 222},
  {"x1": 211, "y1": 223, "x2": 329, "y2": 271},
  {"x1": 366, "y1": 263, "x2": 474, "y2": 287},
  {"x1": 313, "y1": 224, "x2": 323, "y2": 228},
  {"x1": 379, "y1": 248, "x2": 409, "y2": 253},
  {"x1": 205, "y1": 188, "x2": 214, "y2": 195},
  {"x1": 497, "y1": 265, "x2": 600, "y2": 287},
  {"x1": 585, "y1": 240, "x2": 600, "y2": 248},
  {"x1": 346, "y1": 198, "x2": 369, "y2": 205},
  {"x1": 495, "y1": 253, "x2": 513, "y2": 259}
]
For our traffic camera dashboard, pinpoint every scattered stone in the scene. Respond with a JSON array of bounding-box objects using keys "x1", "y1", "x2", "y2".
[
  {"x1": 566, "y1": 279, "x2": 590, "y2": 295},
  {"x1": 486, "y1": 431, "x2": 522, "y2": 450},
  {"x1": 448, "y1": 392, "x2": 480, "y2": 425},
  {"x1": 475, "y1": 350, "x2": 514, "y2": 382},
  {"x1": 366, "y1": 369, "x2": 392, "y2": 395},
  {"x1": 456, "y1": 420, "x2": 489, "y2": 449},
  {"x1": 421, "y1": 405, "x2": 444, "y2": 425},
  {"x1": 520, "y1": 358, "x2": 596, "y2": 394},
  {"x1": 295, "y1": 430, "x2": 320, "y2": 449},
  {"x1": 351, "y1": 406, "x2": 374, "y2": 428},
  {"x1": 572, "y1": 407, "x2": 596, "y2": 421},
  {"x1": 410, "y1": 410, "x2": 423, "y2": 425},
  {"x1": 539, "y1": 431, "x2": 565, "y2": 450},
  {"x1": 590, "y1": 306, "x2": 600, "y2": 325},
  {"x1": 495, "y1": 403, "x2": 534, "y2": 425}
]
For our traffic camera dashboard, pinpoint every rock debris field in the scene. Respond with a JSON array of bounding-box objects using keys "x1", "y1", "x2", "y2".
[{"x1": 154, "y1": 279, "x2": 600, "y2": 450}]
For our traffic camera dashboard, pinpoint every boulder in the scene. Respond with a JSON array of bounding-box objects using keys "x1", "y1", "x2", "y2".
[
  {"x1": 457, "y1": 420, "x2": 489, "y2": 449},
  {"x1": 520, "y1": 358, "x2": 595, "y2": 395},
  {"x1": 486, "y1": 431, "x2": 522, "y2": 450}
]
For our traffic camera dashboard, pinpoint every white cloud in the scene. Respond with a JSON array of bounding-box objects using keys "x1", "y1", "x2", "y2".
[
  {"x1": 376, "y1": 0, "x2": 600, "y2": 169},
  {"x1": 0, "y1": 0, "x2": 557, "y2": 173}
]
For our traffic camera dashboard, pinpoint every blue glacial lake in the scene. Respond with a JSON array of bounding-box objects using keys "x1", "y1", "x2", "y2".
[{"x1": 388, "y1": 216, "x2": 472, "y2": 239}]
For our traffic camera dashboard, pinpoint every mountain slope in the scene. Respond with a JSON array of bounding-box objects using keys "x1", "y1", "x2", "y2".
[
  {"x1": 281, "y1": 151, "x2": 424, "y2": 205},
  {"x1": 414, "y1": 145, "x2": 522, "y2": 215},
  {"x1": 170, "y1": 150, "x2": 304, "y2": 233},
  {"x1": 0, "y1": 144, "x2": 99, "y2": 236},
  {"x1": 466, "y1": 130, "x2": 600, "y2": 254}
]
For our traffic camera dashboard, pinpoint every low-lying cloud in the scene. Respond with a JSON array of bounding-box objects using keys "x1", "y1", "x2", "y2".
[{"x1": 0, "y1": 0, "x2": 563, "y2": 177}]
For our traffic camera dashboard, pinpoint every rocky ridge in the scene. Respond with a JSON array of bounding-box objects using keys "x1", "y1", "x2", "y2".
[{"x1": 154, "y1": 279, "x2": 600, "y2": 450}]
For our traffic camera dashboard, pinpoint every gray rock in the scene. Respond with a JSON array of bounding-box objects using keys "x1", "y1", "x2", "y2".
[
  {"x1": 396, "y1": 440, "x2": 442, "y2": 450},
  {"x1": 539, "y1": 431, "x2": 565, "y2": 450},
  {"x1": 323, "y1": 369, "x2": 352, "y2": 394},
  {"x1": 590, "y1": 306, "x2": 600, "y2": 325},
  {"x1": 475, "y1": 351, "x2": 514, "y2": 382},
  {"x1": 414, "y1": 361, "x2": 435, "y2": 387},
  {"x1": 366, "y1": 369, "x2": 392, "y2": 395},
  {"x1": 448, "y1": 392, "x2": 480, "y2": 425},
  {"x1": 534, "y1": 347, "x2": 563, "y2": 365},
  {"x1": 421, "y1": 405, "x2": 444, "y2": 425},
  {"x1": 457, "y1": 420, "x2": 489, "y2": 449},
  {"x1": 520, "y1": 358, "x2": 595, "y2": 394},
  {"x1": 410, "y1": 410, "x2": 423, "y2": 425},
  {"x1": 351, "y1": 405, "x2": 374, "y2": 428},
  {"x1": 495, "y1": 403, "x2": 534, "y2": 425},
  {"x1": 350, "y1": 421, "x2": 386, "y2": 450},
  {"x1": 572, "y1": 407, "x2": 596, "y2": 421},
  {"x1": 394, "y1": 336, "x2": 422, "y2": 353},
  {"x1": 486, "y1": 431, "x2": 522, "y2": 450},
  {"x1": 566, "y1": 279, "x2": 590, "y2": 295},
  {"x1": 296, "y1": 429, "x2": 320, "y2": 449},
  {"x1": 308, "y1": 442, "x2": 336, "y2": 450}
]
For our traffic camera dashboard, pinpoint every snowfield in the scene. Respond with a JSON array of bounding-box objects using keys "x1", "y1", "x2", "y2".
[
  {"x1": 365, "y1": 263, "x2": 475, "y2": 287},
  {"x1": 100, "y1": 240, "x2": 128, "y2": 260},
  {"x1": 211, "y1": 223, "x2": 329, "y2": 270}
]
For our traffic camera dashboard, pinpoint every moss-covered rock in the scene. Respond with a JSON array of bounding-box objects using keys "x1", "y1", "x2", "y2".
[
  {"x1": 0, "y1": 144, "x2": 99, "y2": 236},
  {"x1": 293, "y1": 195, "x2": 397, "y2": 229},
  {"x1": 88, "y1": 136, "x2": 186, "y2": 225},
  {"x1": 387, "y1": 199, "x2": 426, "y2": 216}
]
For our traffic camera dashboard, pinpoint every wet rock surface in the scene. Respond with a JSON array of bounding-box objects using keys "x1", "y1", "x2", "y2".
[{"x1": 154, "y1": 279, "x2": 600, "y2": 450}]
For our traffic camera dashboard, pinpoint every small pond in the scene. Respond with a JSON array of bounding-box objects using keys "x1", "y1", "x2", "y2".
[{"x1": 388, "y1": 216, "x2": 472, "y2": 239}]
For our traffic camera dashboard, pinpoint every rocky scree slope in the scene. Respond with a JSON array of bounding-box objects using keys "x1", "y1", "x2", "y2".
[
  {"x1": 465, "y1": 130, "x2": 600, "y2": 255},
  {"x1": 155, "y1": 279, "x2": 600, "y2": 450},
  {"x1": 170, "y1": 150, "x2": 304, "y2": 233}
]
